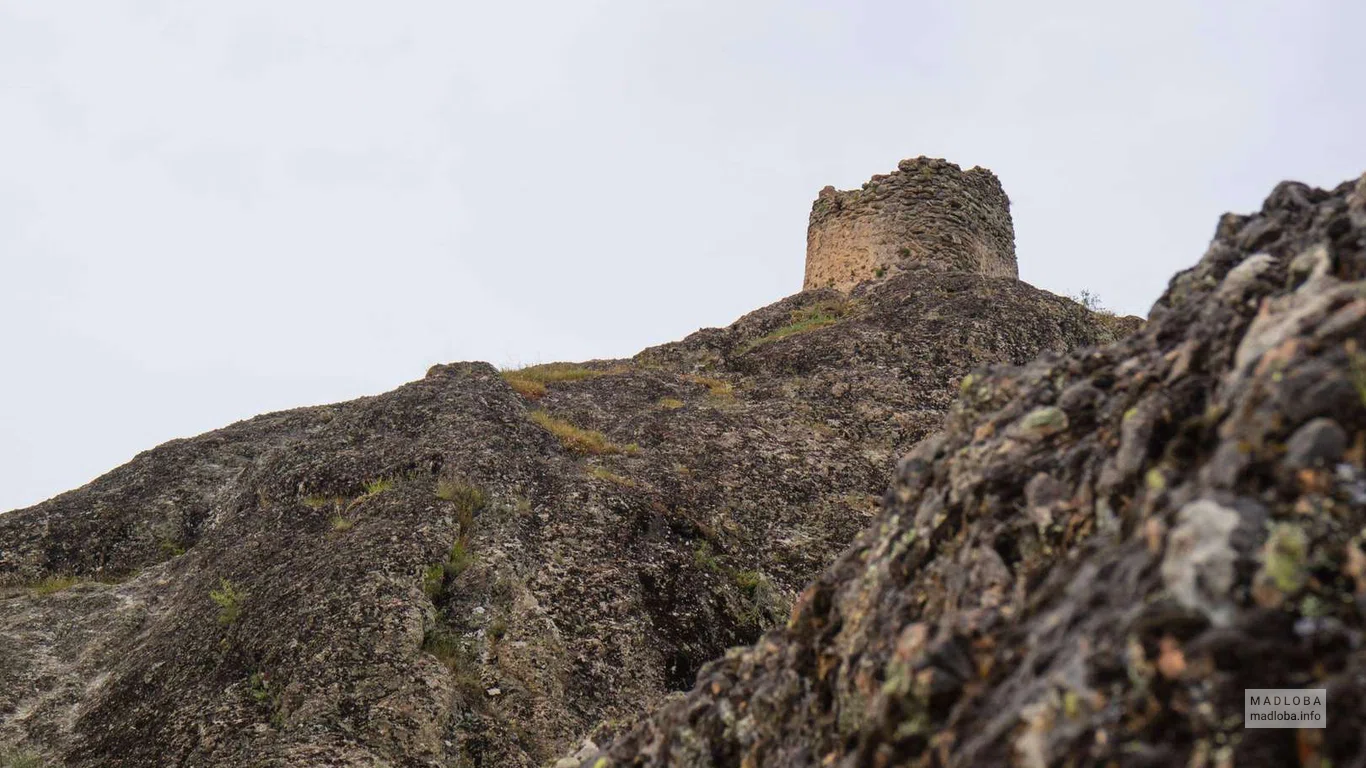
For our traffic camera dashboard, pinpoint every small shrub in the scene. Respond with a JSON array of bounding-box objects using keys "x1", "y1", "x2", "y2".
[
  {"x1": 657, "y1": 397, "x2": 685, "y2": 410},
  {"x1": 30, "y1": 575, "x2": 79, "y2": 596},
  {"x1": 693, "y1": 541, "x2": 721, "y2": 573},
  {"x1": 329, "y1": 516, "x2": 353, "y2": 532},
  {"x1": 529, "y1": 411, "x2": 622, "y2": 455},
  {"x1": 210, "y1": 579, "x2": 244, "y2": 626},
  {"x1": 733, "y1": 569, "x2": 764, "y2": 594},
  {"x1": 249, "y1": 671, "x2": 272, "y2": 702},
  {"x1": 159, "y1": 537, "x2": 187, "y2": 558}
]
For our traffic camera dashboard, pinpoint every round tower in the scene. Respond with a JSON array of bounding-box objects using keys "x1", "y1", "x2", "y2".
[{"x1": 803, "y1": 157, "x2": 1018, "y2": 292}]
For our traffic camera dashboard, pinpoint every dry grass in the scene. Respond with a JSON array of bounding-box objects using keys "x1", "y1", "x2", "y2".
[
  {"x1": 657, "y1": 397, "x2": 685, "y2": 410},
  {"x1": 587, "y1": 466, "x2": 635, "y2": 487},
  {"x1": 501, "y1": 362, "x2": 630, "y2": 400},
  {"x1": 529, "y1": 411, "x2": 624, "y2": 455},
  {"x1": 685, "y1": 375, "x2": 735, "y2": 400}
]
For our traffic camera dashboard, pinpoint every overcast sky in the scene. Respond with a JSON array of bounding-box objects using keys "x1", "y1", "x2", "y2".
[{"x1": 2, "y1": 1, "x2": 1363, "y2": 512}]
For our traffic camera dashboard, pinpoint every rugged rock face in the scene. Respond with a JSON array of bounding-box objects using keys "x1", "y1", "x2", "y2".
[
  {"x1": 589, "y1": 175, "x2": 1366, "y2": 767},
  {"x1": 0, "y1": 212, "x2": 1128, "y2": 767},
  {"x1": 804, "y1": 158, "x2": 1018, "y2": 292}
]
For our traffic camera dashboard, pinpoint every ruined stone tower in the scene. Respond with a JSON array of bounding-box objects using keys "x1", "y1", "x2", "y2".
[{"x1": 803, "y1": 156, "x2": 1018, "y2": 292}]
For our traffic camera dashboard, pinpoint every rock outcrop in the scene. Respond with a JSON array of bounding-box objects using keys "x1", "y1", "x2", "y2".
[
  {"x1": 0, "y1": 172, "x2": 1130, "y2": 767},
  {"x1": 805, "y1": 158, "x2": 1018, "y2": 292},
  {"x1": 587, "y1": 174, "x2": 1366, "y2": 766}
]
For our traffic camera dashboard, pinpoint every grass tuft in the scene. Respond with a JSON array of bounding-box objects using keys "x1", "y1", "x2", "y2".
[
  {"x1": 30, "y1": 575, "x2": 80, "y2": 596},
  {"x1": 685, "y1": 375, "x2": 734, "y2": 400},
  {"x1": 501, "y1": 362, "x2": 630, "y2": 400},
  {"x1": 329, "y1": 516, "x2": 353, "y2": 532},
  {"x1": 587, "y1": 466, "x2": 635, "y2": 487},
  {"x1": 436, "y1": 478, "x2": 486, "y2": 540},
  {"x1": 657, "y1": 397, "x2": 685, "y2": 410},
  {"x1": 529, "y1": 411, "x2": 623, "y2": 455},
  {"x1": 363, "y1": 478, "x2": 394, "y2": 496},
  {"x1": 740, "y1": 300, "x2": 850, "y2": 353}
]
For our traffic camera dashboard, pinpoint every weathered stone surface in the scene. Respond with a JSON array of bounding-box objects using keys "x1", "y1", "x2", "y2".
[
  {"x1": 0, "y1": 205, "x2": 1128, "y2": 766},
  {"x1": 804, "y1": 157, "x2": 1018, "y2": 292},
  {"x1": 588, "y1": 171, "x2": 1366, "y2": 767}
]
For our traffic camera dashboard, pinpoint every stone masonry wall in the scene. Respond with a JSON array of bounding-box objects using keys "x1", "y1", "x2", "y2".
[{"x1": 803, "y1": 156, "x2": 1018, "y2": 291}]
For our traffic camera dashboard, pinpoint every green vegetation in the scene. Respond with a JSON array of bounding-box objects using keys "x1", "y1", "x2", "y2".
[
  {"x1": 529, "y1": 411, "x2": 624, "y2": 455},
  {"x1": 488, "y1": 616, "x2": 508, "y2": 641},
  {"x1": 301, "y1": 495, "x2": 342, "y2": 510},
  {"x1": 0, "y1": 749, "x2": 44, "y2": 768},
  {"x1": 693, "y1": 541, "x2": 721, "y2": 573},
  {"x1": 424, "y1": 479, "x2": 486, "y2": 603},
  {"x1": 437, "y1": 478, "x2": 486, "y2": 514},
  {"x1": 159, "y1": 537, "x2": 187, "y2": 558},
  {"x1": 329, "y1": 516, "x2": 353, "y2": 532},
  {"x1": 500, "y1": 362, "x2": 630, "y2": 400},
  {"x1": 210, "y1": 579, "x2": 245, "y2": 626},
  {"x1": 740, "y1": 299, "x2": 851, "y2": 353},
  {"x1": 436, "y1": 477, "x2": 487, "y2": 542},
  {"x1": 422, "y1": 564, "x2": 446, "y2": 601},
  {"x1": 247, "y1": 671, "x2": 284, "y2": 727},
  {"x1": 422, "y1": 625, "x2": 464, "y2": 666},
  {"x1": 587, "y1": 466, "x2": 635, "y2": 487},
  {"x1": 657, "y1": 397, "x2": 685, "y2": 410},
  {"x1": 691, "y1": 545, "x2": 790, "y2": 630},
  {"x1": 363, "y1": 477, "x2": 394, "y2": 496},
  {"x1": 249, "y1": 671, "x2": 272, "y2": 703},
  {"x1": 446, "y1": 540, "x2": 474, "y2": 577},
  {"x1": 1349, "y1": 340, "x2": 1366, "y2": 406},
  {"x1": 421, "y1": 627, "x2": 486, "y2": 699},
  {"x1": 732, "y1": 569, "x2": 764, "y2": 593},
  {"x1": 424, "y1": 539, "x2": 476, "y2": 604},
  {"x1": 29, "y1": 575, "x2": 79, "y2": 596}
]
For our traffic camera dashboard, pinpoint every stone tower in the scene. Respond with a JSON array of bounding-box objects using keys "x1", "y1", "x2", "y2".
[{"x1": 803, "y1": 157, "x2": 1018, "y2": 292}]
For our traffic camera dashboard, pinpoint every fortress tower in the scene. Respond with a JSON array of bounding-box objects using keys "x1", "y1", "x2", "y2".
[{"x1": 804, "y1": 157, "x2": 1018, "y2": 292}]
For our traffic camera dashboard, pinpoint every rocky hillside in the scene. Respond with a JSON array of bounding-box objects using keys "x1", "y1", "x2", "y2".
[
  {"x1": 0, "y1": 216, "x2": 1129, "y2": 766},
  {"x1": 585, "y1": 175, "x2": 1366, "y2": 767}
]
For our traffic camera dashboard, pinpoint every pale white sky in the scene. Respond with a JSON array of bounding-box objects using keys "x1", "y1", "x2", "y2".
[{"x1": 2, "y1": 1, "x2": 1363, "y2": 512}]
